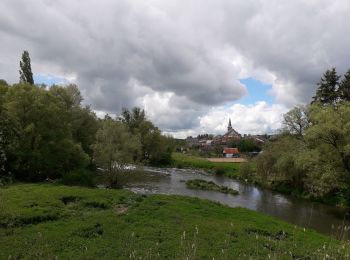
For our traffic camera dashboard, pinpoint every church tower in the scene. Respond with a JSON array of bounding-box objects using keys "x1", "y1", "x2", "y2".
[{"x1": 228, "y1": 118, "x2": 232, "y2": 131}]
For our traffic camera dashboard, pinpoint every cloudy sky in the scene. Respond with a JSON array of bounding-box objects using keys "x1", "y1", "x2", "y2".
[{"x1": 1, "y1": 0, "x2": 350, "y2": 138}]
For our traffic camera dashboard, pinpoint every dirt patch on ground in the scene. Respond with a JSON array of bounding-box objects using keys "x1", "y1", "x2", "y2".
[
  {"x1": 206, "y1": 158, "x2": 247, "y2": 163},
  {"x1": 115, "y1": 205, "x2": 128, "y2": 215}
]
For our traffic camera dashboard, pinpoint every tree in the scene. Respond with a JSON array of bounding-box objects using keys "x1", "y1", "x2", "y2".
[
  {"x1": 49, "y1": 85, "x2": 99, "y2": 158},
  {"x1": 306, "y1": 103, "x2": 350, "y2": 174},
  {"x1": 138, "y1": 121, "x2": 173, "y2": 165},
  {"x1": 239, "y1": 139, "x2": 260, "y2": 152},
  {"x1": 119, "y1": 107, "x2": 174, "y2": 165},
  {"x1": 92, "y1": 119, "x2": 141, "y2": 188},
  {"x1": 312, "y1": 68, "x2": 340, "y2": 105},
  {"x1": 0, "y1": 79, "x2": 8, "y2": 86},
  {"x1": 19, "y1": 51, "x2": 34, "y2": 85},
  {"x1": 120, "y1": 107, "x2": 146, "y2": 134},
  {"x1": 3, "y1": 83, "x2": 89, "y2": 180},
  {"x1": 283, "y1": 105, "x2": 310, "y2": 138},
  {"x1": 255, "y1": 134, "x2": 306, "y2": 190},
  {"x1": 338, "y1": 70, "x2": 350, "y2": 102},
  {"x1": 0, "y1": 103, "x2": 14, "y2": 182}
]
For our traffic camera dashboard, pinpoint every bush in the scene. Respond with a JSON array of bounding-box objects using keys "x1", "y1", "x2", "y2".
[
  {"x1": 238, "y1": 162, "x2": 254, "y2": 180},
  {"x1": 61, "y1": 169, "x2": 96, "y2": 187},
  {"x1": 213, "y1": 167, "x2": 225, "y2": 175}
]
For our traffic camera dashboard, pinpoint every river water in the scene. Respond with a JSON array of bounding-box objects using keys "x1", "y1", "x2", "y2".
[{"x1": 118, "y1": 167, "x2": 350, "y2": 237}]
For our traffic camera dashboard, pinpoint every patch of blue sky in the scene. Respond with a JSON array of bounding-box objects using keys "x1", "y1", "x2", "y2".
[
  {"x1": 34, "y1": 74, "x2": 68, "y2": 86},
  {"x1": 225, "y1": 77, "x2": 274, "y2": 108}
]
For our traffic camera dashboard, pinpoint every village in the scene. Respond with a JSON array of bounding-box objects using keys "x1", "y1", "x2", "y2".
[{"x1": 185, "y1": 119, "x2": 269, "y2": 158}]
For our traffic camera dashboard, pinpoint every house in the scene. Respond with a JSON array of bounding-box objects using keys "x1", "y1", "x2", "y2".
[
  {"x1": 186, "y1": 136, "x2": 200, "y2": 148},
  {"x1": 223, "y1": 147, "x2": 240, "y2": 158}
]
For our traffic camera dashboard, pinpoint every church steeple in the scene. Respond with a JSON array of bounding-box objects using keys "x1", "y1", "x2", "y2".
[{"x1": 228, "y1": 118, "x2": 232, "y2": 131}]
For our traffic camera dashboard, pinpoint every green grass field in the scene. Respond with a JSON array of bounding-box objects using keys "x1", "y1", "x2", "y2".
[
  {"x1": 1, "y1": 184, "x2": 348, "y2": 259},
  {"x1": 172, "y1": 152, "x2": 240, "y2": 175}
]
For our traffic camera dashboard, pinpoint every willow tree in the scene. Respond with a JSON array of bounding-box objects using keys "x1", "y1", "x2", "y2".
[{"x1": 92, "y1": 118, "x2": 141, "y2": 188}]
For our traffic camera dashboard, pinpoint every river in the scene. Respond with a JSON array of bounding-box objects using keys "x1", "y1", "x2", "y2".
[{"x1": 117, "y1": 167, "x2": 350, "y2": 237}]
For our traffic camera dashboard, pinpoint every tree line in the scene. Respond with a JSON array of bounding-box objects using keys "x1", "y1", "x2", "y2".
[
  {"x1": 253, "y1": 68, "x2": 350, "y2": 205},
  {"x1": 0, "y1": 51, "x2": 173, "y2": 185}
]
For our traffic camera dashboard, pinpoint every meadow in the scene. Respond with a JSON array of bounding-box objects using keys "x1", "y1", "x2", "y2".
[{"x1": 1, "y1": 183, "x2": 349, "y2": 259}]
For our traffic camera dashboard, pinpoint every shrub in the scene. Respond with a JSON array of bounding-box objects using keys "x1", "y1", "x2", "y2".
[
  {"x1": 238, "y1": 162, "x2": 254, "y2": 180},
  {"x1": 213, "y1": 167, "x2": 225, "y2": 175},
  {"x1": 61, "y1": 169, "x2": 96, "y2": 187}
]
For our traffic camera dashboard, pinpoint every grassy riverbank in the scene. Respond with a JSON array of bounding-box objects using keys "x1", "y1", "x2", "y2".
[
  {"x1": 1, "y1": 184, "x2": 349, "y2": 259},
  {"x1": 172, "y1": 152, "x2": 240, "y2": 175}
]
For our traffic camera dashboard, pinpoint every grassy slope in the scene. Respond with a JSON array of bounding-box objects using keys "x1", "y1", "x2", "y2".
[
  {"x1": 0, "y1": 184, "x2": 348, "y2": 259},
  {"x1": 172, "y1": 152, "x2": 240, "y2": 174}
]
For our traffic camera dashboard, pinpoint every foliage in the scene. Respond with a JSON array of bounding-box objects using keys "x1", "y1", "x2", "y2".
[
  {"x1": 92, "y1": 118, "x2": 141, "y2": 187},
  {"x1": 251, "y1": 68, "x2": 350, "y2": 204},
  {"x1": 120, "y1": 107, "x2": 173, "y2": 166},
  {"x1": 3, "y1": 83, "x2": 90, "y2": 181},
  {"x1": 312, "y1": 68, "x2": 350, "y2": 105},
  {"x1": 0, "y1": 85, "x2": 12, "y2": 180},
  {"x1": 49, "y1": 84, "x2": 99, "y2": 158},
  {"x1": 1, "y1": 81, "x2": 169, "y2": 183},
  {"x1": 255, "y1": 135, "x2": 307, "y2": 188},
  {"x1": 19, "y1": 50, "x2": 34, "y2": 85},
  {"x1": 312, "y1": 68, "x2": 340, "y2": 105},
  {"x1": 239, "y1": 139, "x2": 261, "y2": 152},
  {"x1": 1, "y1": 183, "x2": 347, "y2": 259},
  {"x1": 255, "y1": 103, "x2": 350, "y2": 203},
  {"x1": 120, "y1": 107, "x2": 146, "y2": 134},
  {"x1": 61, "y1": 169, "x2": 96, "y2": 187},
  {"x1": 282, "y1": 105, "x2": 310, "y2": 138},
  {"x1": 0, "y1": 79, "x2": 8, "y2": 86},
  {"x1": 238, "y1": 161, "x2": 255, "y2": 180},
  {"x1": 2, "y1": 62, "x2": 99, "y2": 181},
  {"x1": 338, "y1": 70, "x2": 350, "y2": 101}
]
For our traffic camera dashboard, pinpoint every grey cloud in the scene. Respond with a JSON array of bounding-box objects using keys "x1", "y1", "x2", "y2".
[{"x1": 1, "y1": 0, "x2": 350, "y2": 132}]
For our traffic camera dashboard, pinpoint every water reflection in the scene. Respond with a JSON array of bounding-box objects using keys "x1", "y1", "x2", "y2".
[{"x1": 118, "y1": 167, "x2": 350, "y2": 237}]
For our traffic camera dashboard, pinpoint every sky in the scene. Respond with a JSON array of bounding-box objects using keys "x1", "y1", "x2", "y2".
[{"x1": 1, "y1": 0, "x2": 350, "y2": 138}]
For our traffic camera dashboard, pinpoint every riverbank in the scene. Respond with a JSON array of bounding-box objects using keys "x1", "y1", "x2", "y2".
[
  {"x1": 171, "y1": 152, "x2": 348, "y2": 208},
  {"x1": 1, "y1": 183, "x2": 349, "y2": 258},
  {"x1": 171, "y1": 152, "x2": 241, "y2": 175}
]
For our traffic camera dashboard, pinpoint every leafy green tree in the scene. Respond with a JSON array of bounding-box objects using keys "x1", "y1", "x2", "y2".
[
  {"x1": 120, "y1": 107, "x2": 146, "y2": 134},
  {"x1": 0, "y1": 83, "x2": 14, "y2": 181},
  {"x1": 4, "y1": 83, "x2": 89, "y2": 180},
  {"x1": 338, "y1": 70, "x2": 350, "y2": 102},
  {"x1": 19, "y1": 51, "x2": 34, "y2": 85},
  {"x1": 0, "y1": 79, "x2": 8, "y2": 86},
  {"x1": 138, "y1": 121, "x2": 173, "y2": 165},
  {"x1": 306, "y1": 103, "x2": 350, "y2": 174},
  {"x1": 282, "y1": 105, "x2": 310, "y2": 138},
  {"x1": 119, "y1": 107, "x2": 173, "y2": 165},
  {"x1": 92, "y1": 119, "x2": 141, "y2": 187},
  {"x1": 312, "y1": 68, "x2": 340, "y2": 105},
  {"x1": 0, "y1": 104, "x2": 13, "y2": 180},
  {"x1": 49, "y1": 85, "x2": 99, "y2": 158},
  {"x1": 255, "y1": 134, "x2": 306, "y2": 190},
  {"x1": 239, "y1": 139, "x2": 260, "y2": 152}
]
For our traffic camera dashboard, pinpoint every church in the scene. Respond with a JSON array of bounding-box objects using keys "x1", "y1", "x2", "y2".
[{"x1": 213, "y1": 119, "x2": 242, "y2": 145}]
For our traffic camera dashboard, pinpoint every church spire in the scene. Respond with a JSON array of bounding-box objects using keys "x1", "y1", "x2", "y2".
[{"x1": 228, "y1": 118, "x2": 232, "y2": 131}]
